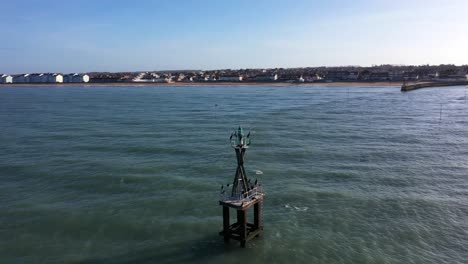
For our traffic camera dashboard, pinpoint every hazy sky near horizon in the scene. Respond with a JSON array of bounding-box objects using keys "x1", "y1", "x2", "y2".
[{"x1": 1, "y1": 0, "x2": 468, "y2": 73}]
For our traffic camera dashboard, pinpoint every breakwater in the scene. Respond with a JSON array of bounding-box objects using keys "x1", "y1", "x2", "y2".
[{"x1": 401, "y1": 81, "x2": 468, "y2": 91}]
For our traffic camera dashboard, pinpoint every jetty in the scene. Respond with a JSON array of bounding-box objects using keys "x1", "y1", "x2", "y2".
[{"x1": 401, "y1": 81, "x2": 468, "y2": 92}]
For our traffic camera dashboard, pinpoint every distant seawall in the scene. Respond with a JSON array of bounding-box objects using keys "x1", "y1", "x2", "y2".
[{"x1": 401, "y1": 81, "x2": 468, "y2": 92}]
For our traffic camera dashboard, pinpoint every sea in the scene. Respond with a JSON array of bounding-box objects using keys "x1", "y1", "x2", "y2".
[{"x1": 0, "y1": 85, "x2": 467, "y2": 264}]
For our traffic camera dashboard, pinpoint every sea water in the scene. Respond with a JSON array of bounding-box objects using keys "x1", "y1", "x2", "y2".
[{"x1": 0, "y1": 85, "x2": 467, "y2": 263}]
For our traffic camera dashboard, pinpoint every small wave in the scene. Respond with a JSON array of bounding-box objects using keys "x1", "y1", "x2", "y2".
[
  {"x1": 293, "y1": 206, "x2": 308, "y2": 212},
  {"x1": 284, "y1": 204, "x2": 308, "y2": 211}
]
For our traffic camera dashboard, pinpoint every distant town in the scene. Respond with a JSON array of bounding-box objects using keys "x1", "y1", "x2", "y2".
[{"x1": 1, "y1": 64, "x2": 468, "y2": 84}]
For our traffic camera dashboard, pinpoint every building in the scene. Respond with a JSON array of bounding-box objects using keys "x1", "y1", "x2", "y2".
[
  {"x1": 437, "y1": 72, "x2": 465, "y2": 81},
  {"x1": 163, "y1": 75, "x2": 175, "y2": 83},
  {"x1": 359, "y1": 71, "x2": 371, "y2": 81},
  {"x1": 47, "y1": 73, "x2": 63, "y2": 83},
  {"x1": 132, "y1": 72, "x2": 146, "y2": 82},
  {"x1": 250, "y1": 73, "x2": 278, "y2": 82},
  {"x1": 200, "y1": 74, "x2": 217, "y2": 81},
  {"x1": 64, "y1": 73, "x2": 90, "y2": 83},
  {"x1": 388, "y1": 71, "x2": 402, "y2": 81},
  {"x1": 325, "y1": 71, "x2": 347, "y2": 81},
  {"x1": 402, "y1": 72, "x2": 419, "y2": 81},
  {"x1": 369, "y1": 72, "x2": 390, "y2": 81},
  {"x1": 347, "y1": 71, "x2": 359, "y2": 80},
  {"x1": 325, "y1": 71, "x2": 359, "y2": 81},
  {"x1": 427, "y1": 72, "x2": 438, "y2": 78},
  {"x1": 19, "y1": 73, "x2": 64, "y2": 83},
  {"x1": 13, "y1": 74, "x2": 30, "y2": 83},
  {"x1": 1, "y1": 74, "x2": 13, "y2": 83},
  {"x1": 437, "y1": 69, "x2": 467, "y2": 81},
  {"x1": 303, "y1": 74, "x2": 323, "y2": 82},
  {"x1": 29, "y1": 73, "x2": 48, "y2": 83},
  {"x1": 279, "y1": 74, "x2": 302, "y2": 82},
  {"x1": 218, "y1": 75, "x2": 243, "y2": 82},
  {"x1": 177, "y1": 74, "x2": 186, "y2": 82}
]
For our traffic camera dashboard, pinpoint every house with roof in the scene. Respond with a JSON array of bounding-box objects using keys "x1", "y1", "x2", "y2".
[
  {"x1": 29, "y1": 73, "x2": 49, "y2": 83},
  {"x1": 1, "y1": 74, "x2": 13, "y2": 83},
  {"x1": 402, "y1": 72, "x2": 419, "y2": 81},
  {"x1": 325, "y1": 71, "x2": 359, "y2": 81},
  {"x1": 303, "y1": 74, "x2": 323, "y2": 82},
  {"x1": 200, "y1": 74, "x2": 217, "y2": 81},
  {"x1": 249, "y1": 73, "x2": 278, "y2": 82},
  {"x1": 347, "y1": 71, "x2": 359, "y2": 81},
  {"x1": 325, "y1": 71, "x2": 347, "y2": 81},
  {"x1": 436, "y1": 69, "x2": 466, "y2": 81},
  {"x1": 427, "y1": 72, "x2": 439, "y2": 79},
  {"x1": 279, "y1": 74, "x2": 303, "y2": 82},
  {"x1": 47, "y1": 73, "x2": 63, "y2": 83},
  {"x1": 369, "y1": 72, "x2": 390, "y2": 81},
  {"x1": 13, "y1": 74, "x2": 30, "y2": 83},
  {"x1": 358, "y1": 71, "x2": 371, "y2": 81},
  {"x1": 64, "y1": 74, "x2": 90, "y2": 83},
  {"x1": 177, "y1": 74, "x2": 186, "y2": 82},
  {"x1": 218, "y1": 75, "x2": 243, "y2": 82},
  {"x1": 389, "y1": 71, "x2": 404, "y2": 81}
]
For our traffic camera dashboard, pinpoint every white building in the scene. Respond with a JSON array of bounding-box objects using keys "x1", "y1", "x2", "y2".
[
  {"x1": 64, "y1": 73, "x2": 90, "y2": 83},
  {"x1": 48, "y1": 73, "x2": 63, "y2": 83},
  {"x1": 78, "y1": 74, "x2": 89, "y2": 83},
  {"x1": 1, "y1": 74, "x2": 13, "y2": 83}
]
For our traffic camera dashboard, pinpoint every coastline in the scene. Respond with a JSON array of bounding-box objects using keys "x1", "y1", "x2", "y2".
[{"x1": 0, "y1": 81, "x2": 406, "y2": 87}]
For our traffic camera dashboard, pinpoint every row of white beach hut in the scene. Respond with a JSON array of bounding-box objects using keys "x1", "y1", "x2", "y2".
[{"x1": 1, "y1": 73, "x2": 89, "y2": 84}]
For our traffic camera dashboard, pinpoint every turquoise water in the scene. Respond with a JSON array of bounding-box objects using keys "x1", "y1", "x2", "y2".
[{"x1": 0, "y1": 85, "x2": 467, "y2": 264}]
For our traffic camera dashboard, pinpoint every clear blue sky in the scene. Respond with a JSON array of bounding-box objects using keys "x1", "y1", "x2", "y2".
[{"x1": 1, "y1": 0, "x2": 467, "y2": 74}]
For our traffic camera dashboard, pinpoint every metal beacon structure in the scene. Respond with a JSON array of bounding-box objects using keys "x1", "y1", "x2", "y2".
[{"x1": 219, "y1": 126, "x2": 265, "y2": 247}]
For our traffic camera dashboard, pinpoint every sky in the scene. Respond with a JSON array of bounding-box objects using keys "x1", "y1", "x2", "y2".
[{"x1": 1, "y1": 0, "x2": 468, "y2": 73}]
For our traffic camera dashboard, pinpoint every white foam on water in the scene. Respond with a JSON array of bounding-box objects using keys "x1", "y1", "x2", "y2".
[{"x1": 285, "y1": 204, "x2": 308, "y2": 211}]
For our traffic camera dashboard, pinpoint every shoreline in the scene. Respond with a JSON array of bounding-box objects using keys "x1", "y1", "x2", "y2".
[{"x1": 0, "y1": 81, "x2": 406, "y2": 87}]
